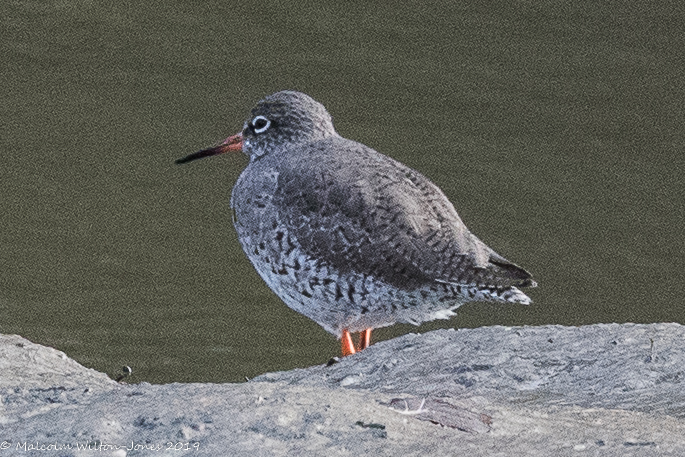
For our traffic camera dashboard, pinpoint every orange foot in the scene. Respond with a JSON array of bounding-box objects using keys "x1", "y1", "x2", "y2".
[{"x1": 341, "y1": 328, "x2": 373, "y2": 356}]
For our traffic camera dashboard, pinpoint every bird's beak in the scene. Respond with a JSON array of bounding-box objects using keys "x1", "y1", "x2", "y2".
[{"x1": 175, "y1": 132, "x2": 243, "y2": 164}]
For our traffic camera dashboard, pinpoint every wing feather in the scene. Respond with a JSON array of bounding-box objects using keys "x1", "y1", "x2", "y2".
[{"x1": 273, "y1": 139, "x2": 535, "y2": 292}]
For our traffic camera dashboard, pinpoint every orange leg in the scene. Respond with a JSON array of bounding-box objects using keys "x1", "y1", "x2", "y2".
[
  {"x1": 358, "y1": 328, "x2": 372, "y2": 351},
  {"x1": 341, "y1": 329, "x2": 356, "y2": 356},
  {"x1": 341, "y1": 328, "x2": 373, "y2": 356}
]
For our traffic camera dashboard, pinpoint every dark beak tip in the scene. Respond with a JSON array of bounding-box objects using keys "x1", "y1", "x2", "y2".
[{"x1": 174, "y1": 147, "x2": 220, "y2": 165}]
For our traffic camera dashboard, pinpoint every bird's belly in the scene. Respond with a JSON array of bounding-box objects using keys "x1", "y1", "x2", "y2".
[{"x1": 236, "y1": 226, "x2": 467, "y2": 337}]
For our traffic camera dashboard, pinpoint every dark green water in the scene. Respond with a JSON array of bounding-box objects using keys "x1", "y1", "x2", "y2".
[{"x1": 2, "y1": 1, "x2": 683, "y2": 383}]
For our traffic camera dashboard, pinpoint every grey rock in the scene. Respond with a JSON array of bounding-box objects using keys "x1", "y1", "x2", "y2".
[
  {"x1": 2, "y1": 324, "x2": 685, "y2": 456},
  {"x1": 0, "y1": 334, "x2": 114, "y2": 391}
]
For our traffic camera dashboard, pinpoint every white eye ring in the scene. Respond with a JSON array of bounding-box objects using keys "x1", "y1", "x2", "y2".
[{"x1": 251, "y1": 115, "x2": 271, "y2": 134}]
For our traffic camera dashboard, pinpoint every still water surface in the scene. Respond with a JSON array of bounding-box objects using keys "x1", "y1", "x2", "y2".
[{"x1": 2, "y1": 1, "x2": 683, "y2": 382}]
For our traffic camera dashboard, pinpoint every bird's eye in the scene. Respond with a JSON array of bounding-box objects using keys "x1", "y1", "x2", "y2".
[{"x1": 251, "y1": 115, "x2": 271, "y2": 134}]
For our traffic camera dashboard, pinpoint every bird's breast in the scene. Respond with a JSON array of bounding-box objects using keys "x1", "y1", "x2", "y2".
[{"x1": 231, "y1": 164, "x2": 281, "y2": 234}]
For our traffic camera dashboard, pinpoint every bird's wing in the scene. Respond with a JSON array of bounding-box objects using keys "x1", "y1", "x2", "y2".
[{"x1": 273, "y1": 140, "x2": 535, "y2": 292}]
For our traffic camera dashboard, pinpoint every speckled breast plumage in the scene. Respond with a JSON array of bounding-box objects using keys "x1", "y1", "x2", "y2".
[{"x1": 230, "y1": 137, "x2": 532, "y2": 337}]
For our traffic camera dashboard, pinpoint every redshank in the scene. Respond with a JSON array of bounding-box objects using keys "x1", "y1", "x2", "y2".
[{"x1": 176, "y1": 91, "x2": 536, "y2": 356}]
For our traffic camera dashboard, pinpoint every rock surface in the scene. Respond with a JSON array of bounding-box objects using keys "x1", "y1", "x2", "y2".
[{"x1": 1, "y1": 324, "x2": 685, "y2": 456}]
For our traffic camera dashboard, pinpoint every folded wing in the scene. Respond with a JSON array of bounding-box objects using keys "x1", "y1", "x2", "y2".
[{"x1": 273, "y1": 140, "x2": 536, "y2": 292}]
